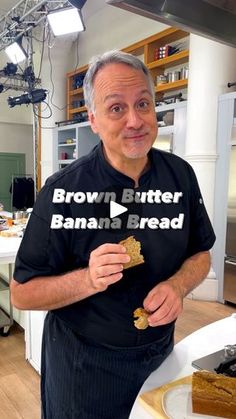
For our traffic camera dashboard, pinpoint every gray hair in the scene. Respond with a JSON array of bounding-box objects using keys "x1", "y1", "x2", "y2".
[{"x1": 83, "y1": 49, "x2": 155, "y2": 113}]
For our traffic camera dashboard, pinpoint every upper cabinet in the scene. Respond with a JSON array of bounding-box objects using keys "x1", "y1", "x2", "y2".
[
  {"x1": 123, "y1": 28, "x2": 189, "y2": 97},
  {"x1": 66, "y1": 27, "x2": 189, "y2": 122}
]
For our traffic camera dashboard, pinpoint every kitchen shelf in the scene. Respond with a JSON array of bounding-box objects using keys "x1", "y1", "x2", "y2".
[
  {"x1": 67, "y1": 64, "x2": 88, "y2": 78},
  {"x1": 70, "y1": 106, "x2": 87, "y2": 114},
  {"x1": 155, "y1": 101, "x2": 187, "y2": 113},
  {"x1": 158, "y1": 125, "x2": 174, "y2": 135},
  {"x1": 70, "y1": 87, "x2": 83, "y2": 96},
  {"x1": 58, "y1": 143, "x2": 76, "y2": 147},
  {"x1": 66, "y1": 27, "x2": 189, "y2": 120},
  {"x1": 54, "y1": 122, "x2": 100, "y2": 172},
  {"x1": 155, "y1": 101, "x2": 187, "y2": 157},
  {"x1": 58, "y1": 159, "x2": 75, "y2": 165},
  {"x1": 147, "y1": 50, "x2": 189, "y2": 70},
  {"x1": 155, "y1": 79, "x2": 188, "y2": 93}
]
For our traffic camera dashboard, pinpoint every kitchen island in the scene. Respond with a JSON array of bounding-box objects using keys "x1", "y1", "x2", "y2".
[
  {"x1": 0, "y1": 235, "x2": 21, "y2": 334},
  {"x1": 129, "y1": 313, "x2": 236, "y2": 418}
]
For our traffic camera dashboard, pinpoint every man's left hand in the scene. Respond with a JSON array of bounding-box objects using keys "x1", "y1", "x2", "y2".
[{"x1": 143, "y1": 280, "x2": 184, "y2": 327}]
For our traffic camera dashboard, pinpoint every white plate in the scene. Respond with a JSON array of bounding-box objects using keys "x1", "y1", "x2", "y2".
[{"x1": 162, "y1": 384, "x2": 221, "y2": 419}]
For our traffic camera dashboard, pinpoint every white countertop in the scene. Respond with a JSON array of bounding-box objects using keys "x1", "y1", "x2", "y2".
[
  {"x1": 0, "y1": 211, "x2": 21, "y2": 264},
  {"x1": 129, "y1": 314, "x2": 236, "y2": 419},
  {"x1": 0, "y1": 211, "x2": 12, "y2": 218},
  {"x1": 0, "y1": 236, "x2": 21, "y2": 264}
]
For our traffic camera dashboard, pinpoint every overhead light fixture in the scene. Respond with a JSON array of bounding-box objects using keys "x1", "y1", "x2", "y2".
[
  {"x1": 47, "y1": 7, "x2": 85, "y2": 36},
  {"x1": 5, "y1": 42, "x2": 27, "y2": 64}
]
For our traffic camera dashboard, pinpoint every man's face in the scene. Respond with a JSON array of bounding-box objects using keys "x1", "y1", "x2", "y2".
[{"x1": 89, "y1": 63, "x2": 158, "y2": 161}]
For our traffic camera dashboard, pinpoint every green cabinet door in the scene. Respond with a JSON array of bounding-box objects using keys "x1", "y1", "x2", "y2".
[{"x1": 0, "y1": 153, "x2": 25, "y2": 211}]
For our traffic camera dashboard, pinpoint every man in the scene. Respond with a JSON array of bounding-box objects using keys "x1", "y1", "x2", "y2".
[{"x1": 11, "y1": 50, "x2": 215, "y2": 419}]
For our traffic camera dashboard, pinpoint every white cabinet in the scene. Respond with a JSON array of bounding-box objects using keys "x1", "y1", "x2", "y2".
[
  {"x1": 25, "y1": 310, "x2": 47, "y2": 374},
  {"x1": 53, "y1": 121, "x2": 100, "y2": 172},
  {"x1": 154, "y1": 101, "x2": 187, "y2": 157},
  {"x1": 53, "y1": 104, "x2": 187, "y2": 174}
]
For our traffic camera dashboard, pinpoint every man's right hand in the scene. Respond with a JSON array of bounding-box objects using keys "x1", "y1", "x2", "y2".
[
  {"x1": 11, "y1": 243, "x2": 130, "y2": 311},
  {"x1": 85, "y1": 243, "x2": 130, "y2": 292}
]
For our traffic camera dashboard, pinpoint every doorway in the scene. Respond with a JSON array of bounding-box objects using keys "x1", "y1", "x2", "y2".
[{"x1": 0, "y1": 152, "x2": 26, "y2": 211}]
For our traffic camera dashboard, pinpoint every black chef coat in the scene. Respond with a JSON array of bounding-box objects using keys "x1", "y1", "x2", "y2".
[{"x1": 14, "y1": 142, "x2": 215, "y2": 346}]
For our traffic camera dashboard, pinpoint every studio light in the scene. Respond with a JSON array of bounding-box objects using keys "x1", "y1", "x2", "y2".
[
  {"x1": 47, "y1": 7, "x2": 85, "y2": 36},
  {"x1": 8, "y1": 89, "x2": 47, "y2": 108},
  {"x1": 5, "y1": 42, "x2": 27, "y2": 64}
]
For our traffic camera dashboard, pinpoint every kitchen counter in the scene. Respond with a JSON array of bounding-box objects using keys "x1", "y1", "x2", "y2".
[
  {"x1": 0, "y1": 236, "x2": 21, "y2": 264},
  {"x1": 129, "y1": 313, "x2": 236, "y2": 418},
  {"x1": 0, "y1": 235, "x2": 21, "y2": 333}
]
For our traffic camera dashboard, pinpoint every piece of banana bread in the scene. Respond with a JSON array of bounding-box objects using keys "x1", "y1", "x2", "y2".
[{"x1": 119, "y1": 236, "x2": 144, "y2": 269}]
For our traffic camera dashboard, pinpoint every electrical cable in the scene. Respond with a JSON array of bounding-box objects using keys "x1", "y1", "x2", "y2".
[
  {"x1": 31, "y1": 28, "x2": 49, "y2": 44},
  {"x1": 73, "y1": 33, "x2": 80, "y2": 72},
  {"x1": 47, "y1": 28, "x2": 56, "y2": 50},
  {"x1": 47, "y1": 33, "x2": 69, "y2": 112},
  {"x1": 46, "y1": 28, "x2": 82, "y2": 113},
  {"x1": 33, "y1": 100, "x2": 52, "y2": 119},
  {"x1": 37, "y1": 25, "x2": 46, "y2": 80}
]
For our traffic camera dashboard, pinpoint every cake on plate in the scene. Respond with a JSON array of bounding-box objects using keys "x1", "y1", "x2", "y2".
[{"x1": 192, "y1": 370, "x2": 236, "y2": 418}]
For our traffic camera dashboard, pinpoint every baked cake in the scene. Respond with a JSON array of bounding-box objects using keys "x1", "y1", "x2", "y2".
[{"x1": 192, "y1": 370, "x2": 236, "y2": 418}]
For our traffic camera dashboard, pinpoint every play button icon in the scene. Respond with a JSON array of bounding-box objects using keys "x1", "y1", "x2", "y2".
[
  {"x1": 92, "y1": 185, "x2": 143, "y2": 233},
  {"x1": 110, "y1": 201, "x2": 128, "y2": 219}
]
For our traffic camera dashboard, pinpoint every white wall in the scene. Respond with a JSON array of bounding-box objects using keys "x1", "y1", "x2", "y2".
[
  {"x1": 40, "y1": 38, "x2": 75, "y2": 185},
  {"x1": 76, "y1": 1, "x2": 167, "y2": 65},
  {"x1": 0, "y1": 93, "x2": 33, "y2": 125},
  {"x1": 0, "y1": 52, "x2": 34, "y2": 182},
  {"x1": 0, "y1": 122, "x2": 34, "y2": 174}
]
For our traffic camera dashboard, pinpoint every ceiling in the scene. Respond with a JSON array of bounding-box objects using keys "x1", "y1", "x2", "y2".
[{"x1": 107, "y1": 0, "x2": 236, "y2": 47}]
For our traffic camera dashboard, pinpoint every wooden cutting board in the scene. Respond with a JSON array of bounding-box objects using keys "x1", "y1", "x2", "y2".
[{"x1": 138, "y1": 375, "x2": 192, "y2": 418}]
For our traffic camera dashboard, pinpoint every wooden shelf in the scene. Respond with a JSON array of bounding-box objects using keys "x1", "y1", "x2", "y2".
[
  {"x1": 69, "y1": 106, "x2": 87, "y2": 114},
  {"x1": 67, "y1": 64, "x2": 88, "y2": 78},
  {"x1": 155, "y1": 79, "x2": 188, "y2": 93},
  {"x1": 66, "y1": 27, "x2": 189, "y2": 121},
  {"x1": 123, "y1": 28, "x2": 188, "y2": 53},
  {"x1": 69, "y1": 88, "x2": 83, "y2": 96},
  {"x1": 147, "y1": 50, "x2": 189, "y2": 70}
]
